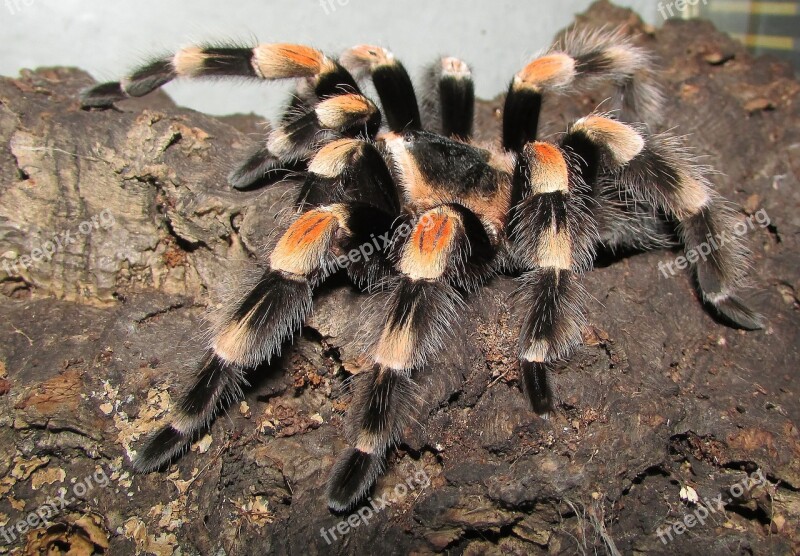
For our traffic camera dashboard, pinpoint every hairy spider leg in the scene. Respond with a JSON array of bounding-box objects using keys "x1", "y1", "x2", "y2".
[
  {"x1": 340, "y1": 45, "x2": 422, "y2": 132},
  {"x1": 565, "y1": 117, "x2": 763, "y2": 330},
  {"x1": 326, "y1": 131, "x2": 502, "y2": 511},
  {"x1": 133, "y1": 140, "x2": 399, "y2": 473},
  {"x1": 508, "y1": 139, "x2": 599, "y2": 414},
  {"x1": 421, "y1": 56, "x2": 475, "y2": 140},
  {"x1": 79, "y1": 42, "x2": 373, "y2": 189},
  {"x1": 502, "y1": 27, "x2": 663, "y2": 152}
]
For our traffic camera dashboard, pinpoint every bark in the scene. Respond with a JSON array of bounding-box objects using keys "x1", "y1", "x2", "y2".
[{"x1": 0, "y1": 2, "x2": 798, "y2": 554}]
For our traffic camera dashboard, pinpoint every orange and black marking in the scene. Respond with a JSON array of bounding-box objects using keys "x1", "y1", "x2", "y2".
[
  {"x1": 524, "y1": 141, "x2": 570, "y2": 194},
  {"x1": 514, "y1": 53, "x2": 577, "y2": 91},
  {"x1": 252, "y1": 43, "x2": 330, "y2": 79},
  {"x1": 400, "y1": 207, "x2": 461, "y2": 280},
  {"x1": 269, "y1": 207, "x2": 346, "y2": 276}
]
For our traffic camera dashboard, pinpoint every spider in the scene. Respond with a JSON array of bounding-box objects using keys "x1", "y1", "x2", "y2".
[{"x1": 81, "y1": 28, "x2": 763, "y2": 512}]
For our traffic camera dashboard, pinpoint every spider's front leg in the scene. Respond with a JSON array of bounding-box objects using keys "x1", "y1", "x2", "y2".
[
  {"x1": 326, "y1": 203, "x2": 496, "y2": 511},
  {"x1": 81, "y1": 43, "x2": 358, "y2": 109},
  {"x1": 509, "y1": 116, "x2": 651, "y2": 413},
  {"x1": 326, "y1": 131, "x2": 504, "y2": 511},
  {"x1": 133, "y1": 138, "x2": 398, "y2": 472}
]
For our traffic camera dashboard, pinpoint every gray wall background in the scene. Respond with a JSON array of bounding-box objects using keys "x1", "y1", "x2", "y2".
[{"x1": 0, "y1": 0, "x2": 660, "y2": 119}]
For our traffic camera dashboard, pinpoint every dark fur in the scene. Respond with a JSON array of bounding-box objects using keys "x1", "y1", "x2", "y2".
[
  {"x1": 214, "y1": 269, "x2": 313, "y2": 368},
  {"x1": 502, "y1": 86, "x2": 543, "y2": 152},
  {"x1": 421, "y1": 60, "x2": 475, "y2": 139},
  {"x1": 520, "y1": 360, "x2": 554, "y2": 414},
  {"x1": 510, "y1": 161, "x2": 597, "y2": 273},
  {"x1": 133, "y1": 426, "x2": 196, "y2": 473},
  {"x1": 371, "y1": 62, "x2": 422, "y2": 131},
  {"x1": 326, "y1": 449, "x2": 385, "y2": 513},
  {"x1": 227, "y1": 146, "x2": 306, "y2": 191},
  {"x1": 325, "y1": 366, "x2": 418, "y2": 510},
  {"x1": 175, "y1": 352, "x2": 246, "y2": 431},
  {"x1": 403, "y1": 131, "x2": 502, "y2": 197},
  {"x1": 438, "y1": 75, "x2": 475, "y2": 139},
  {"x1": 300, "y1": 142, "x2": 400, "y2": 213},
  {"x1": 617, "y1": 134, "x2": 762, "y2": 329},
  {"x1": 199, "y1": 47, "x2": 257, "y2": 78},
  {"x1": 514, "y1": 268, "x2": 589, "y2": 363}
]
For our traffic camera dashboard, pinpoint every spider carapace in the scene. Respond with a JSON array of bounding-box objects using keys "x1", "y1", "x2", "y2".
[{"x1": 81, "y1": 28, "x2": 763, "y2": 512}]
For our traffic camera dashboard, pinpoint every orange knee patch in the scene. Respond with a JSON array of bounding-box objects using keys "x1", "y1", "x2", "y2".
[
  {"x1": 253, "y1": 44, "x2": 327, "y2": 79},
  {"x1": 524, "y1": 142, "x2": 569, "y2": 193},
  {"x1": 400, "y1": 209, "x2": 460, "y2": 280},
  {"x1": 270, "y1": 210, "x2": 340, "y2": 276},
  {"x1": 515, "y1": 53, "x2": 576, "y2": 90},
  {"x1": 289, "y1": 211, "x2": 337, "y2": 245}
]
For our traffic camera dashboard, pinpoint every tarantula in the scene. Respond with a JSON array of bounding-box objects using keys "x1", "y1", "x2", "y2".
[{"x1": 81, "y1": 28, "x2": 763, "y2": 512}]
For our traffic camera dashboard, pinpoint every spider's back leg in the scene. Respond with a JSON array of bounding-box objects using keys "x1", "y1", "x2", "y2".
[
  {"x1": 502, "y1": 27, "x2": 662, "y2": 152},
  {"x1": 563, "y1": 115, "x2": 763, "y2": 330},
  {"x1": 81, "y1": 43, "x2": 357, "y2": 107}
]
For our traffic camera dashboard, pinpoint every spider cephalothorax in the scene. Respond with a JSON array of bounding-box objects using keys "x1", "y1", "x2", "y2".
[{"x1": 81, "y1": 28, "x2": 763, "y2": 511}]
